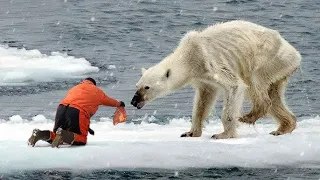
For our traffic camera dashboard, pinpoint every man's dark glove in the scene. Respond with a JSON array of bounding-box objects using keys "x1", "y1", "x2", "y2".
[{"x1": 120, "y1": 101, "x2": 125, "y2": 107}]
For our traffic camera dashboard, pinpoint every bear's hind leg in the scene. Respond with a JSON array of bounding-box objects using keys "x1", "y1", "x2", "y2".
[
  {"x1": 181, "y1": 85, "x2": 217, "y2": 137},
  {"x1": 268, "y1": 77, "x2": 296, "y2": 135},
  {"x1": 212, "y1": 85, "x2": 245, "y2": 139},
  {"x1": 239, "y1": 81, "x2": 271, "y2": 124}
]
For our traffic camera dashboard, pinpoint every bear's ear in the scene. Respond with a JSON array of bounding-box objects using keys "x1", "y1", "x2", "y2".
[
  {"x1": 165, "y1": 69, "x2": 171, "y2": 78},
  {"x1": 141, "y1": 68, "x2": 147, "y2": 75}
]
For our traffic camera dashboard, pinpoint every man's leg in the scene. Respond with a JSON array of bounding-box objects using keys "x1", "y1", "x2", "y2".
[
  {"x1": 51, "y1": 128, "x2": 75, "y2": 147},
  {"x1": 67, "y1": 107, "x2": 88, "y2": 145},
  {"x1": 73, "y1": 110, "x2": 89, "y2": 145},
  {"x1": 28, "y1": 104, "x2": 66, "y2": 147},
  {"x1": 52, "y1": 107, "x2": 88, "y2": 147},
  {"x1": 53, "y1": 104, "x2": 69, "y2": 133},
  {"x1": 51, "y1": 128, "x2": 87, "y2": 147},
  {"x1": 46, "y1": 131, "x2": 56, "y2": 143}
]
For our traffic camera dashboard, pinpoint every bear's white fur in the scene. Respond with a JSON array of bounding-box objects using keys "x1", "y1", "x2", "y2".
[{"x1": 132, "y1": 20, "x2": 301, "y2": 139}]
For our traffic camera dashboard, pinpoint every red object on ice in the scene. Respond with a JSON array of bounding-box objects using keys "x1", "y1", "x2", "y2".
[{"x1": 113, "y1": 107, "x2": 127, "y2": 125}]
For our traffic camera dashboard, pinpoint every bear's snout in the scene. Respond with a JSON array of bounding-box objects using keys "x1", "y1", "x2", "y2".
[
  {"x1": 131, "y1": 91, "x2": 145, "y2": 109},
  {"x1": 131, "y1": 92, "x2": 139, "y2": 107}
]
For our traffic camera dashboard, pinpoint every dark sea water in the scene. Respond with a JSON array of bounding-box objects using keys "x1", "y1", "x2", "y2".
[
  {"x1": 2, "y1": 167, "x2": 320, "y2": 180},
  {"x1": 1, "y1": 0, "x2": 320, "y2": 179}
]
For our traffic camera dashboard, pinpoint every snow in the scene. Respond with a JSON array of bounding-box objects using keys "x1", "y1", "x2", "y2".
[
  {"x1": 0, "y1": 116, "x2": 319, "y2": 173},
  {"x1": 0, "y1": 45, "x2": 99, "y2": 85}
]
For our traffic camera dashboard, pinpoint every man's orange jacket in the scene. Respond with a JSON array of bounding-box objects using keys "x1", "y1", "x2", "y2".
[{"x1": 60, "y1": 80, "x2": 121, "y2": 118}]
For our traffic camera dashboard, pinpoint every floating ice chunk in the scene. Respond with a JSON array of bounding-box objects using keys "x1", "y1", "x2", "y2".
[
  {"x1": 31, "y1": 115, "x2": 48, "y2": 123},
  {"x1": 8, "y1": 115, "x2": 24, "y2": 123},
  {"x1": 0, "y1": 45, "x2": 99, "y2": 84},
  {"x1": 108, "y1": 65, "x2": 116, "y2": 69}
]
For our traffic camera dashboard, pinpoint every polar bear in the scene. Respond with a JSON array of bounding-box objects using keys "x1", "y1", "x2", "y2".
[{"x1": 131, "y1": 20, "x2": 301, "y2": 139}]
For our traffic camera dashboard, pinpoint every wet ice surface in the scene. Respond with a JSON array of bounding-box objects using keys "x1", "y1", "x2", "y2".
[{"x1": 0, "y1": 117, "x2": 319, "y2": 174}]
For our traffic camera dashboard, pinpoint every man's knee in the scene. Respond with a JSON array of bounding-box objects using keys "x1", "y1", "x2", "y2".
[
  {"x1": 74, "y1": 133, "x2": 87, "y2": 145},
  {"x1": 73, "y1": 141, "x2": 86, "y2": 146}
]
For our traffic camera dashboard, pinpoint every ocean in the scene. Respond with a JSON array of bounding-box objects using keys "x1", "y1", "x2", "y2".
[{"x1": 0, "y1": 0, "x2": 319, "y2": 179}]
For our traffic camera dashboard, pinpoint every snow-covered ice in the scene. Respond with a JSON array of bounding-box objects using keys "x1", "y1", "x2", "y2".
[{"x1": 0, "y1": 116, "x2": 319, "y2": 173}]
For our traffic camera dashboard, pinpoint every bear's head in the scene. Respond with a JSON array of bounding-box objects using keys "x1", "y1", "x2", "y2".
[{"x1": 131, "y1": 66, "x2": 173, "y2": 109}]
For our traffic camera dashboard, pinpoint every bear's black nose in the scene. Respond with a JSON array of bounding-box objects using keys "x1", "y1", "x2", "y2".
[{"x1": 131, "y1": 92, "x2": 141, "y2": 107}]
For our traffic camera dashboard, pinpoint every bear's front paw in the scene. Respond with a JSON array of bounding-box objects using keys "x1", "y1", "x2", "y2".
[
  {"x1": 211, "y1": 132, "x2": 235, "y2": 139},
  {"x1": 180, "y1": 130, "x2": 201, "y2": 137}
]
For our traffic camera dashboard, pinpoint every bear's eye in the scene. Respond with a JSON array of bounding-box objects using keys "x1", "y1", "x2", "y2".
[
  {"x1": 145, "y1": 86, "x2": 150, "y2": 90},
  {"x1": 166, "y1": 69, "x2": 171, "y2": 78}
]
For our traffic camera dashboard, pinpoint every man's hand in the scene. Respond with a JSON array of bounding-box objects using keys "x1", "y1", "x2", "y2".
[{"x1": 120, "y1": 101, "x2": 125, "y2": 107}]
